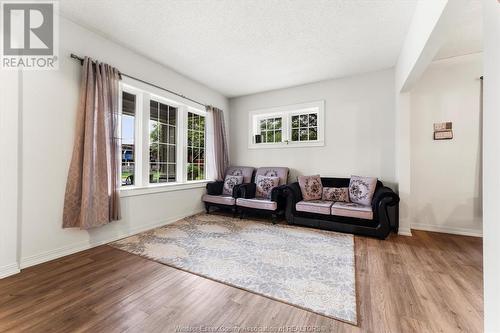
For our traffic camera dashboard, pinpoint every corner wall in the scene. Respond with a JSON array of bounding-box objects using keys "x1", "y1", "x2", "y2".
[
  {"x1": 228, "y1": 69, "x2": 396, "y2": 186},
  {"x1": 409, "y1": 53, "x2": 483, "y2": 236},
  {"x1": 0, "y1": 68, "x2": 21, "y2": 277},
  {"x1": 17, "y1": 16, "x2": 228, "y2": 269}
]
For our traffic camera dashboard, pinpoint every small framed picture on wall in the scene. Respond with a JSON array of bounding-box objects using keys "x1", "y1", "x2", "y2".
[{"x1": 433, "y1": 122, "x2": 453, "y2": 140}]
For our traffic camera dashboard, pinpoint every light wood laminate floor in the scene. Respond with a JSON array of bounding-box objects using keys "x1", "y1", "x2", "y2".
[{"x1": 0, "y1": 229, "x2": 483, "y2": 333}]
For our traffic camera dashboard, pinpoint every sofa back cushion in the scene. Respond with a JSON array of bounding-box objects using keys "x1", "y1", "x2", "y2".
[
  {"x1": 225, "y1": 166, "x2": 254, "y2": 183},
  {"x1": 322, "y1": 187, "x2": 350, "y2": 202},
  {"x1": 222, "y1": 175, "x2": 243, "y2": 195},
  {"x1": 255, "y1": 167, "x2": 289, "y2": 186},
  {"x1": 298, "y1": 175, "x2": 323, "y2": 201},
  {"x1": 255, "y1": 175, "x2": 280, "y2": 199},
  {"x1": 321, "y1": 178, "x2": 350, "y2": 187},
  {"x1": 349, "y1": 175, "x2": 378, "y2": 206},
  {"x1": 320, "y1": 177, "x2": 384, "y2": 191}
]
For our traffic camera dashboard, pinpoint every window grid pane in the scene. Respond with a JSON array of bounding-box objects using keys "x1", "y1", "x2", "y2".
[
  {"x1": 259, "y1": 117, "x2": 282, "y2": 143},
  {"x1": 187, "y1": 112, "x2": 206, "y2": 181},
  {"x1": 150, "y1": 101, "x2": 176, "y2": 183},
  {"x1": 121, "y1": 91, "x2": 136, "y2": 186},
  {"x1": 291, "y1": 113, "x2": 318, "y2": 142}
]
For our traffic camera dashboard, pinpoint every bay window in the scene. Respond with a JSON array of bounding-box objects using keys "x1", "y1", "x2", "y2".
[{"x1": 118, "y1": 82, "x2": 209, "y2": 194}]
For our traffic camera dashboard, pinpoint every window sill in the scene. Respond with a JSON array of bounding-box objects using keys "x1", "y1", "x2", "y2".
[
  {"x1": 248, "y1": 140, "x2": 325, "y2": 149},
  {"x1": 120, "y1": 180, "x2": 211, "y2": 197}
]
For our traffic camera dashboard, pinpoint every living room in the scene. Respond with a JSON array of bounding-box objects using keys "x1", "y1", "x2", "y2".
[{"x1": 0, "y1": 1, "x2": 498, "y2": 332}]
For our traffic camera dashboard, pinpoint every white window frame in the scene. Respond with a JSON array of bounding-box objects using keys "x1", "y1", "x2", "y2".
[
  {"x1": 119, "y1": 84, "x2": 143, "y2": 188},
  {"x1": 118, "y1": 81, "x2": 210, "y2": 197},
  {"x1": 248, "y1": 100, "x2": 325, "y2": 149},
  {"x1": 184, "y1": 108, "x2": 208, "y2": 182},
  {"x1": 147, "y1": 94, "x2": 183, "y2": 185}
]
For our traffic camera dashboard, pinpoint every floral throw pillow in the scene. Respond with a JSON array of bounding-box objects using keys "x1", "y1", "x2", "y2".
[
  {"x1": 349, "y1": 175, "x2": 377, "y2": 206},
  {"x1": 298, "y1": 175, "x2": 323, "y2": 201},
  {"x1": 222, "y1": 175, "x2": 243, "y2": 195},
  {"x1": 322, "y1": 187, "x2": 350, "y2": 202},
  {"x1": 255, "y1": 175, "x2": 280, "y2": 199}
]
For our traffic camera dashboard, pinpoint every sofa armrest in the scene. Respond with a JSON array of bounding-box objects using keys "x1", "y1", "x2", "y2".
[
  {"x1": 371, "y1": 186, "x2": 400, "y2": 231},
  {"x1": 270, "y1": 184, "x2": 288, "y2": 202},
  {"x1": 238, "y1": 183, "x2": 256, "y2": 199},
  {"x1": 372, "y1": 187, "x2": 399, "y2": 209},
  {"x1": 206, "y1": 181, "x2": 224, "y2": 195},
  {"x1": 284, "y1": 182, "x2": 302, "y2": 203},
  {"x1": 231, "y1": 183, "x2": 245, "y2": 198},
  {"x1": 283, "y1": 182, "x2": 303, "y2": 222}
]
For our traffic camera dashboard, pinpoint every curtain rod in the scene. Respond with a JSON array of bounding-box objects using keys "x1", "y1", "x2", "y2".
[{"x1": 70, "y1": 53, "x2": 208, "y2": 108}]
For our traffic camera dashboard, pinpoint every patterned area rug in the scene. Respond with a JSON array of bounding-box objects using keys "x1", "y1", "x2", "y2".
[{"x1": 110, "y1": 213, "x2": 357, "y2": 324}]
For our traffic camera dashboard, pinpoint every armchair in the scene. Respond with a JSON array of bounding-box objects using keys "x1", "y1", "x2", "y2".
[
  {"x1": 236, "y1": 167, "x2": 289, "y2": 223},
  {"x1": 202, "y1": 166, "x2": 255, "y2": 215}
]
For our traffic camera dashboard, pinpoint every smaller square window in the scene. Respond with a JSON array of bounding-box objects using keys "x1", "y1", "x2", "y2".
[{"x1": 249, "y1": 101, "x2": 324, "y2": 149}]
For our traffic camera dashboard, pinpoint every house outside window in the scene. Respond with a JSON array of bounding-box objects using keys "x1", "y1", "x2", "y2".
[{"x1": 120, "y1": 91, "x2": 136, "y2": 186}]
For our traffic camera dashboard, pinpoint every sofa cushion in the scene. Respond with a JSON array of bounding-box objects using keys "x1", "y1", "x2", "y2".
[
  {"x1": 331, "y1": 202, "x2": 373, "y2": 220},
  {"x1": 298, "y1": 175, "x2": 323, "y2": 201},
  {"x1": 255, "y1": 175, "x2": 280, "y2": 199},
  {"x1": 225, "y1": 166, "x2": 254, "y2": 183},
  {"x1": 322, "y1": 187, "x2": 350, "y2": 202},
  {"x1": 255, "y1": 167, "x2": 289, "y2": 186},
  {"x1": 296, "y1": 200, "x2": 333, "y2": 215},
  {"x1": 349, "y1": 175, "x2": 377, "y2": 206},
  {"x1": 222, "y1": 175, "x2": 243, "y2": 195},
  {"x1": 202, "y1": 194, "x2": 235, "y2": 206},
  {"x1": 236, "y1": 198, "x2": 278, "y2": 211}
]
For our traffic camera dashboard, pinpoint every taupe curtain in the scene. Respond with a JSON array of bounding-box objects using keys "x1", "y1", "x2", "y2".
[
  {"x1": 63, "y1": 57, "x2": 121, "y2": 229},
  {"x1": 207, "y1": 106, "x2": 229, "y2": 180}
]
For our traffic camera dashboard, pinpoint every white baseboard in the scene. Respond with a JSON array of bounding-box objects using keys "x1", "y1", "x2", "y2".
[
  {"x1": 411, "y1": 223, "x2": 482, "y2": 237},
  {"x1": 0, "y1": 262, "x2": 20, "y2": 279},
  {"x1": 398, "y1": 227, "x2": 413, "y2": 236},
  {"x1": 20, "y1": 210, "x2": 204, "y2": 269}
]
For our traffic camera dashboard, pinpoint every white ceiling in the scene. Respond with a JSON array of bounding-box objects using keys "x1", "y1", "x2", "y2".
[
  {"x1": 435, "y1": 0, "x2": 483, "y2": 60},
  {"x1": 60, "y1": 0, "x2": 484, "y2": 97},
  {"x1": 61, "y1": 0, "x2": 420, "y2": 97}
]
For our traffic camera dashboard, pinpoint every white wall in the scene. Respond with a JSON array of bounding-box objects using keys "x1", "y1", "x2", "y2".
[
  {"x1": 482, "y1": 1, "x2": 500, "y2": 331},
  {"x1": 395, "y1": 92, "x2": 412, "y2": 235},
  {"x1": 0, "y1": 69, "x2": 21, "y2": 277},
  {"x1": 394, "y1": 0, "x2": 469, "y2": 236},
  {"x1": 393, "y1": 0, "x2": 471, "y2": 236},
  {"x1": 229, "y1": 69, "x2": 396, "y2": 186},
  {"x1": 18, "y1": 17, "x2": 228, "y2": 268},
  {"x1": 409, "y1": 53, "x2": 482, "y2": 236}
]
